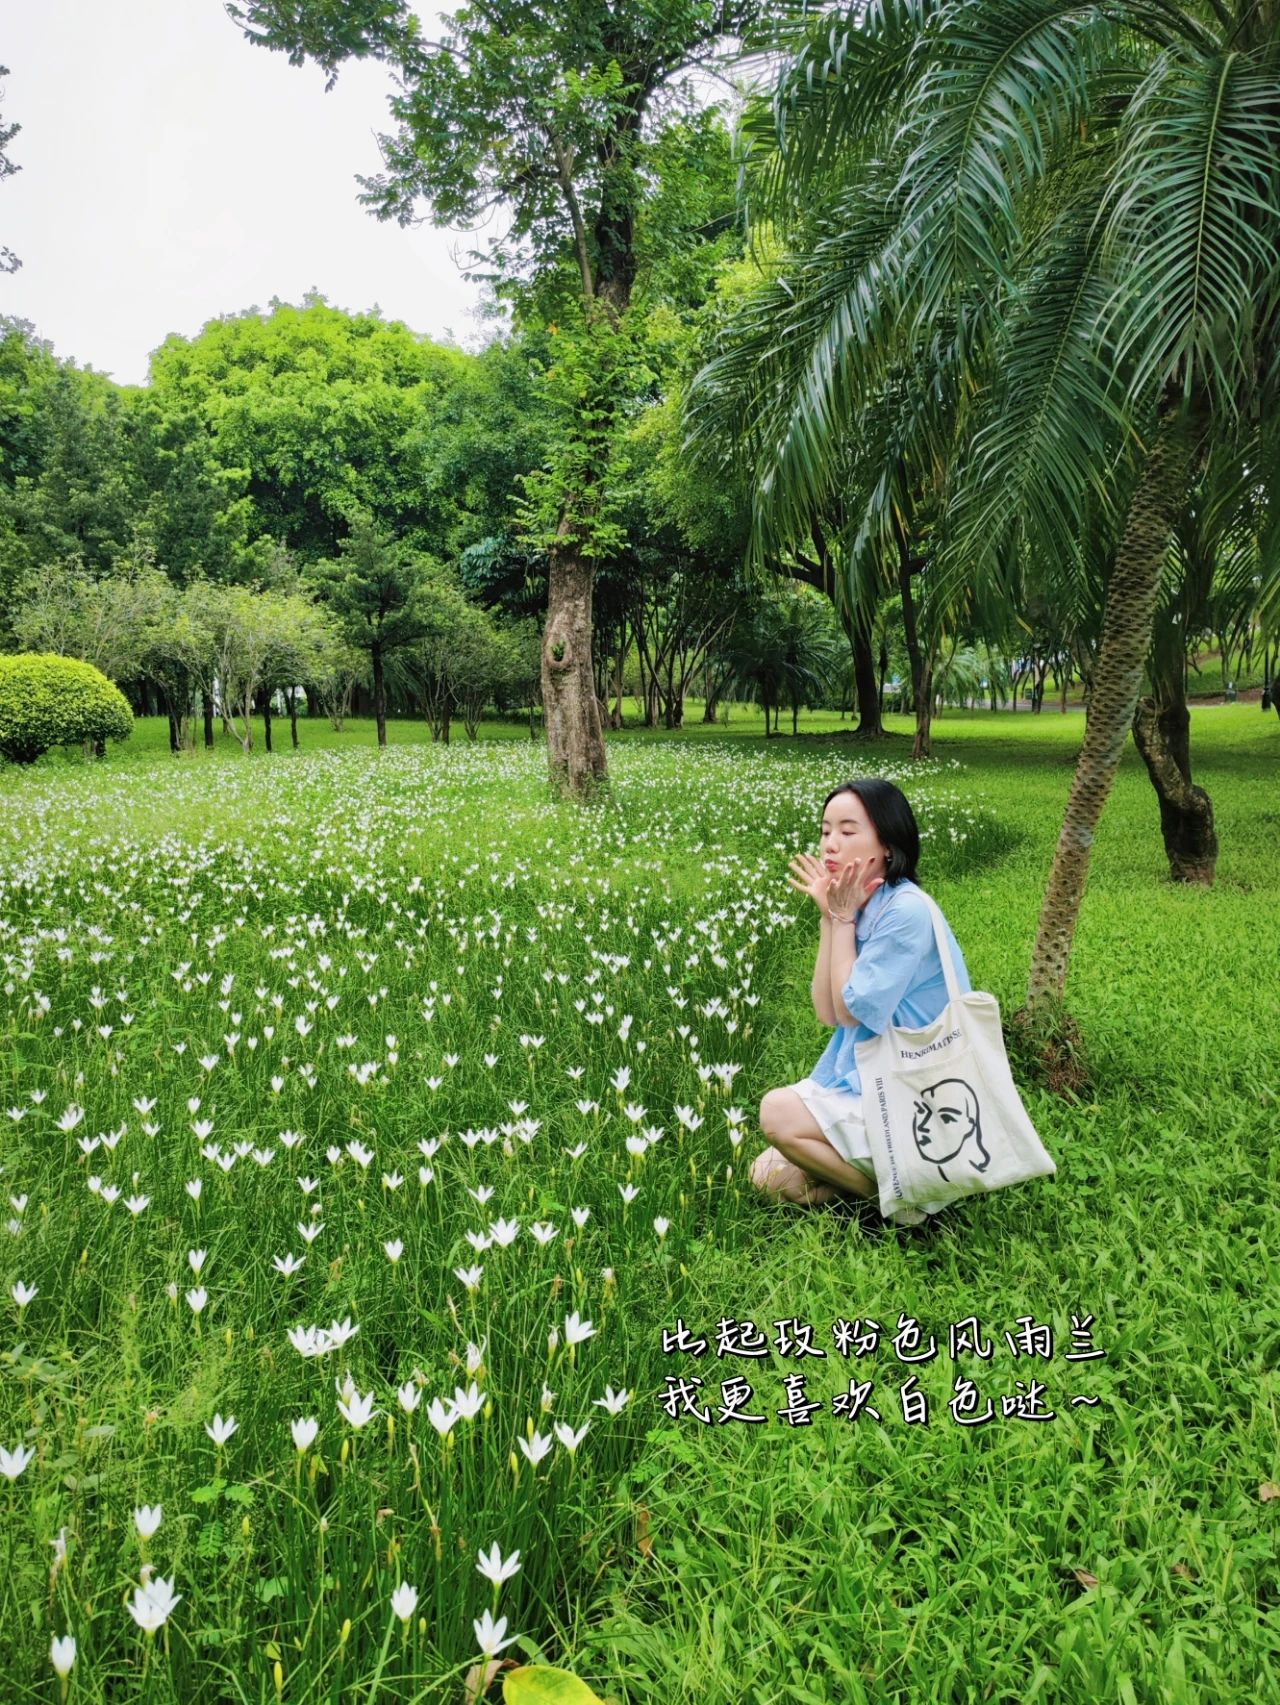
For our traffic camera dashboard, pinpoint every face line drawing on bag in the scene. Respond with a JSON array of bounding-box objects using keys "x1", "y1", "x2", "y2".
[{"x1": 911, "y1": 1077, "x2": 991, "y2": 1177}]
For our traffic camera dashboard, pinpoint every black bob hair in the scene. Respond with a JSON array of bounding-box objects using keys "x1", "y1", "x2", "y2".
[{"x1": 821, "y1": 777, "x2": 921, "y2": 886}]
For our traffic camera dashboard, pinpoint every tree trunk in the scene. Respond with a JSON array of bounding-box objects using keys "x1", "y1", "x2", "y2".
[
  {"x1": 852, "y1": 605, "x2": 883, "y2": 736},
  {"x1": 203, "y1": 690, "x2": 214, "y2": 750},
  {"x1": 611, "y1": 637, "x2": 626, "y2": 729},
  {"x1": 542, "y1": 538, "x2": 607, "y2": 798},
  {"x1": 1027, "y1": 401, "x2": 1197, "y2": 1006},
  {"x1": 1130, "y1": 603, "x2": 1217, "y2": 883},
  {"x1": 371, "y1": 644, "x2": 387, "y2": 748},
  {"x1": 1131, "y1": 696, "x2": 1217, "y2": 883},
  {"x1": 912, "y1": 662, "x2": 933, "y2": 760},
  {"x1": 167, "y1": 709, "x2": 179, "y2": 754},
  {"x1": 263, "y1": 689, "x2": 274, "y2": 754},
  {"x1": 287, "y1": 686, "x2": 299, "y2": 749}
]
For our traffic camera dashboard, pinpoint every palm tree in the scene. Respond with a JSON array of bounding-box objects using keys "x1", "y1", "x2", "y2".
[{"x1": 694, "y1": 0, "x2": 1280, "y2": 1012}]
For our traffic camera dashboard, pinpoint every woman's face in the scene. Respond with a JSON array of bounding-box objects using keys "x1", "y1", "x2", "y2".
[{"x1": 821, "y1": 790, "x2": 888, "y2": 880}]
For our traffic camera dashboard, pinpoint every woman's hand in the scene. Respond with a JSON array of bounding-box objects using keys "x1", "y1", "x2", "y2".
[
  {"x1": 827, "y1": 857, "x2": 883, "y2": 921},
  {"x1": 787, "y1": 852, "x2": 834, "y2": 917}
]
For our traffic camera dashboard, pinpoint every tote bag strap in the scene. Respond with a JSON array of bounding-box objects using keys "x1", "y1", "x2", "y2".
[{"x1": 917, "y1": 890, "x2": 963, "y2": 1003}]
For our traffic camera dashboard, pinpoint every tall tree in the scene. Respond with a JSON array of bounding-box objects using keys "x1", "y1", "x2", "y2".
[
  {"x1": 305, "y1": 506, "x2": 439, "y2": 747},
  {"x1": 226, "y1": 0, "x2": 767, "y2": 798}
]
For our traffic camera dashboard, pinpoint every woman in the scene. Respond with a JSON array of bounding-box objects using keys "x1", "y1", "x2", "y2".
[{"x1": 751, "y1": 777, "x2": 972, "y2": 1227}]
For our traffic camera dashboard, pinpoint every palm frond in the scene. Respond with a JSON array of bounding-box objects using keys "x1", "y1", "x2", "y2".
[
  {"x1": 1098, "y1": 46, "x2": 1280, "y2": 413},
  {"x1": 893, "y1": 0, "x2": 1118, "y2": 331},
  {"x1": 687, "y1": 173, "x2": 907, "y2": 567},
  {"x1": 739, "y1": 0, "x2": 944, "y2": 221},
  {"x1": 934, "y1": 190, "x2": 1130, "y2": 612}
]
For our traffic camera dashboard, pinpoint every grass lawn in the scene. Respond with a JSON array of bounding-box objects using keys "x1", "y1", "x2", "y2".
[{"x1": 1, "y1": 701, "x2": 1276, "y2": 1703}]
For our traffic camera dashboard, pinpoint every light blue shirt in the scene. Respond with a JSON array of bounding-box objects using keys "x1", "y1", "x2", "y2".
[{"x1": 808, "y1": 878, "x2": 971, "y2": 1100}]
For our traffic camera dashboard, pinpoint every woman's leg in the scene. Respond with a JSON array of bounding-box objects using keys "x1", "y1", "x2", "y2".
[{"x1": 753, "y1": 1088, "x2": 879, "y2": 1205}]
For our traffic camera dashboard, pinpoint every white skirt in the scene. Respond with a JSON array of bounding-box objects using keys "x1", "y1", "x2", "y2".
[{"x1": 788, "y1": 1075, "x2": 942, "y2": 1225}]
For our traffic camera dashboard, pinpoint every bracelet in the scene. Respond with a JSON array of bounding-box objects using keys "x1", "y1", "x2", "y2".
[{"x1": 828, "y1": 909, "x2": 857, "y2": 925}]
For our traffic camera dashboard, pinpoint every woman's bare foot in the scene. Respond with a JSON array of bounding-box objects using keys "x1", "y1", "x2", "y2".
[{"x1": 750, "y1": 1146, "x2": 842, "y2": 1207}]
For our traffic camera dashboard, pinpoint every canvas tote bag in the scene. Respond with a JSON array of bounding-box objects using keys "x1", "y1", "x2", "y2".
[{"x1": 854, "y1": 892, "x2": 1056, "y2": 1221}]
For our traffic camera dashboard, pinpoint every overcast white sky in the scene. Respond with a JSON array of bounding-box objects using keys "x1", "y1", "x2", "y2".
[{"x1": 1, "y1": 0, "x2": 486, "y2": 385}]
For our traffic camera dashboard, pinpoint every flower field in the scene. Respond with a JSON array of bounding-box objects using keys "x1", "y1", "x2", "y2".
[{"x1": 0, "y1": 737, "x2": 1002, "y2": 1701}]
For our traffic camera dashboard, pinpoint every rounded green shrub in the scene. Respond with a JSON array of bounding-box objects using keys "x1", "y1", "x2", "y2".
[{"x1": 0, "y1": 652, "x2": 134, "y2": 764}]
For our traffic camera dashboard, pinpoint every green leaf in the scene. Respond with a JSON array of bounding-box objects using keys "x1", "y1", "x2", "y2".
[
  {"x1": 190, "y1": 1478, "x2": 227, "y2": 1505},
  {"x1": 503, "y1": 1666, "x2": 607, "y2": 1704}
]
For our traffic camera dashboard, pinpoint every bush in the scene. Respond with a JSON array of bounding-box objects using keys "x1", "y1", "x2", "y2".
[{"x1": 0, "y1": 652, "x2": 134, "y2": 763}]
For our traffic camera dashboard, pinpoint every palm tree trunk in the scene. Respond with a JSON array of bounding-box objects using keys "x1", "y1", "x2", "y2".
[{"x1": 1027, "y1": 403, "x2": 1196, "y2": 1006}]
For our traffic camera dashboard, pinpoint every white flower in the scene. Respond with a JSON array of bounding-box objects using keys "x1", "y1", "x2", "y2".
[
  {"x1": 50, "y1": 1634, "x2": 76, "y2": 1679},
  {"x1": 134, "y1": 1504, "x2": 162, "y2": 1539},
  {"x1": 426, "y1": 1397, "x2": 457, "y2": 1436},
  {"x1": 418, "y1": 1165, "x2": 435, "y2": 1187},
  {"x1": 337, "y1": 1388, "x2": 376, "y2": 1429},
  {"x1": 186, "y1": 1287, "x2": 208, "y2": 1315},
  {"x1": 127, "y1": 1574, "x2": 181, "y2": 1634},
  {"x1": 288, "y1": 1323, "x2": 324, "y2": 1358},
  {"x1": 476, "y1": 1542, "x2": 522, "y2": 1588},
  {"x1": 205, "y1": 1413, "x2": 238, "y2": 1446},
  {"x1": 451, "y1": 1381, "x2": 484, "y2": 1421},
  {"x1": 325, "y1": 1315, "x2": 359, "y2": 1349},
  {"x1": 618, "y1": 1182, "x2": 640, "y2": 1203},
  {"x1": 517, "y1": 1430, "x2": 554, "y2": 1466},
  {"x1": 488, "y1": 1217, "x2": 520, "y2": 1247},
  {"x1": 291, "y1": 1416, "x2": 319, "y2": 1452},
  {"x1": 453, "y1": 1264, "x2": 484, "y2": 1293},
  {"x1": 571, "y1": 1207, "x2": 591, "y2": 1228},
  {"x1": 610, "y1": 1066, "x2": 631, "y2": 1092},
  {"x1": 346, "y1": 1140, "x2": 374, "y2": 1169},
  {"x1": 297, "y1": 1220, "x2": 325, "y2": 1244},
  {"x1": 185, "y1": 1178, "x2": 202, "y2": 1200},
  {"x1": 473, "y1": 1608, "x2": 519, "y2": 1659},
  {"x1": 397, "y1": 1380, "x2": 423, "y2": 1414},
  {"x1": 653, "y1": 1217, "x2": 670, "y2": 1238},
  {"x1": 391, "y1": 1581, "x2": 419, "y2": 1624},
  {"x1": 593, "y1": 1386, "x2": 632, "y2": 1414},
  {"x1": 383, "y1": 1239, "x2": 404, "y2": 1263},
  {"x1": 10, "y1": 1280, "x2": 37, "y2": 1308},
  {"x1": 273, "y1": 1252, "x2": 305, "y2": 1276},
  {"x1": 553, "y1": 1420, "x2": 590, "y2": 1455},
  {"x1": 563, "y1": 1311, "x2": 596, "y2": 1347},
  {"x1": 0, "y1": 1442, "x2": 34, "y2": 1480},
  {"x1": 382, "y1": 1171, "x2": 403, "y2": 1191},
  {"x1": 187, "y1": 1249, "x2": 207, "y2": 1275},
  {"x1": 466, "y1": 1339, "x2": 487, "y2": 1375},
  {"x1": 529, "y1": 1221, "x2": 558, "y2": 1245},
  {"x1": 125, "y1": 1194, "x2": 150, "y2": 1215}
]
